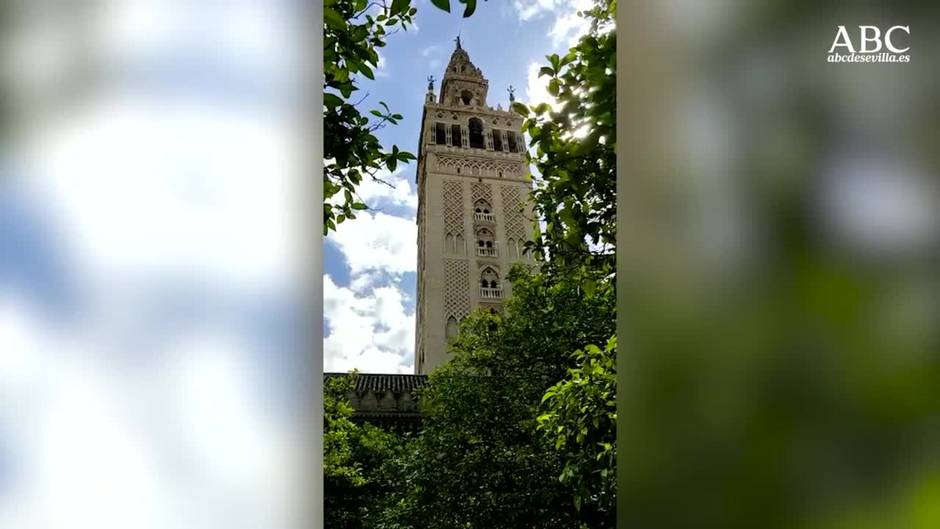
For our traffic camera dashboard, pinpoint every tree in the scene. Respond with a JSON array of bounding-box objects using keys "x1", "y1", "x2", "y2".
[
  {"x1": 324, "y1": 372, "x2": 411, "y2": 529},
  {"x1": 538, "y1": 336, "x2": 617, "y2": 526},
  {"x1": 377, "y1": 266, "x2": 616, "y2": 529},
  {"x1": 323, "y1": 0, "x2": 418, "y2": 235},
  {"x1": 514, "y1": 0, "x2": 616, "y2": 283},
  {"x1": 507, "y1": 3, "x2": 617, "y2": 525}
]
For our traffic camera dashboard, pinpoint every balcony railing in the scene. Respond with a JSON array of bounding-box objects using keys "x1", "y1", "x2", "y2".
[
  {"x1": 476, "y1": 245, "x2": 498, "y2": 257},
  {"x1": 474, "y1": 212, "x2": 495, "y2": 222},
  {"x1": 480, "y1": 287, "x2": 503, "y2": 300}
]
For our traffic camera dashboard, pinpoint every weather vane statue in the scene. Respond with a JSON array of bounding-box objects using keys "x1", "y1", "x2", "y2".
[
  {"x1": 427, "y1": 75, "x2": 435, "y2": 91},
  {"x1": 507, "y1": 85, "x2": 516, "y2": 103},
  {"x1": 455, "y1": 34, "x2": 462, "y2": 49}
]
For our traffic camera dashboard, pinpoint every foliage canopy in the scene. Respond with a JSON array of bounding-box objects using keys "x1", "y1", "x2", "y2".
[
  {"x1": 514, "y1": 0, "x2": 616, "y2": 284},
  {"x1": 377, "y1": 266, "x2": 616, "y2": 529}
]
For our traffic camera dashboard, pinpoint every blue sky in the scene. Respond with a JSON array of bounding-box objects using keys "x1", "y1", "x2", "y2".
[{"x1": 324, "y1": 0, "x2": 593, "y2": 374}]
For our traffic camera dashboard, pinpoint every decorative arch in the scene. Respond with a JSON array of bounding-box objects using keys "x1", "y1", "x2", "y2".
[
  {"x1": 480, "y1": 267, "x2": 500, "y2": 289},
  {"x1": 475, "y1": 227, "x2": 495, "y2": 250},
  {"x1": 473, "y1": 198, "x2": 492, "y2": 214},
  {"x1": 446, "y1": 316, "x2": 459, "y2": 339}
]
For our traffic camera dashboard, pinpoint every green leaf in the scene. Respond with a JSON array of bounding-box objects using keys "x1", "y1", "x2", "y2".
[
  {"x1": 324, "y1": 92, "x2": 342, "y2": 109},
  {"x1": 582, "y1": 278, "x2": 596, "y2": 297},
  {"x1": 351, "y1": 202, "x2": 368, "y2": 210},
  {"x1": 548, "y1": 78, "x2": 560, "y2": 96},
  {"x1": 391, "y1": 0, "x2": 410, "y2": 15},
  {"x1": 324, "y1": 8, "x2": 345, "y2": 30},
  {"x1": 461, "y1": 0, "x2": 477, "y2": 17},
  {"x1": 430, "y1": 0, "x2": 451, "y2": 12},
  {"x1": 511, "y1": 102, "x2": 530, "y2": 116}
]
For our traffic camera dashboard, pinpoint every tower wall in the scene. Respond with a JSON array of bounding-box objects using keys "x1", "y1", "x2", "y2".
[{"x1": 414, "y1": 44, "x2": 535, "y2": 374}]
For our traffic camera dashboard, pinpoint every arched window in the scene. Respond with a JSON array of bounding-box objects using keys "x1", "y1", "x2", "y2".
[
  {"x1": 451, "y1": 124, "x2": 462, "y2": 147},
  {"x1": 507, "y1": 131, "x2": 518, "y2": 152},
  {"x1": 446, "y1": 316, "x2": 459, "y2": 339},
  {"x1": 476, "y1": 227, "x2": 496, "y2": 256},
  {"x1": 435, "y1": 123, "x2": 446, "y2": 144},
  {"x1": 474, "y1": 199, "x2": 494, "y2": 222},
  {"x1": 480, "y1": 268, "x2": 501, "y2": 298},
  {"x1": 493, "y1": 130, "x2": 503, "y2": 151},
  {"x1": 468, "y1": 118, "x2": 485, "y2": 149},
  {"x1": 461, "y1": 90, "x2": 473, "y2": 105}
]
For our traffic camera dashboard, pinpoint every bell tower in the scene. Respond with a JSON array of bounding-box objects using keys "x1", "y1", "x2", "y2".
[{"x1": 414, "y1": 38, "x2": 534, "y2": 374}]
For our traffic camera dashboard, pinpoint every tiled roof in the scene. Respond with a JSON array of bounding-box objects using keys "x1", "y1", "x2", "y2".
[{"x1": 324, "y1": 373, "x2": 429, "y2": 394}]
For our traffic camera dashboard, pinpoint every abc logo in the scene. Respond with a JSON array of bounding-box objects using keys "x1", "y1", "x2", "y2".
[{"x1": 828, "y1": 25, "x2": 911, "y2": 54}]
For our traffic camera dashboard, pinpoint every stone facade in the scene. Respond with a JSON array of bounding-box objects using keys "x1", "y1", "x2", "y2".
[
  {"x1": 324, "y1": 373, "x2": 428, "y2": 432},
  {"x1": 414, "y1": 39, "x2": 535, "y2": 374}
]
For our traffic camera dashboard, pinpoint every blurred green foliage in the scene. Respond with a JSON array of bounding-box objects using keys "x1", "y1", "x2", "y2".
[{"x1": 616, "y1": 2, "x2": 940, "y2": 528}]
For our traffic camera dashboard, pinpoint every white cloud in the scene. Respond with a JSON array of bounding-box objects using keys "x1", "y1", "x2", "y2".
[
  {"x1": 324, "y1": 275, "x2": 414, "y2": 374},
  {"x1": 324, "y1": 205, "x2": 418, "y2": 374},
  {"x1": 420, "y1": 44, "x2": 443, "y2": 58},
  {"x1": 525, "y1": 61, "x2": 555, "y2": 108},
  {"x1": 513, "y1": 0, "x2": 560, "y2": 21},
  {"x1": 375, "y1": 50, "x2": 390, "y2": 77},
  {"x1": 354, "y1": 168, "x2": 418, "y2": 212},
  {"x1": 513, "y1": 0, "x2": 593, "y2": 48},
  {"x1": 548, "y1": 0, "x2": 594, "y2": 48},
  {"x1": 329, "y1": 211, "x2": 416, "y2": 277}
]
